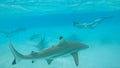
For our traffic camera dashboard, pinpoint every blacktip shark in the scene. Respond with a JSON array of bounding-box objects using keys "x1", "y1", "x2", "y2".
[
  {"x1": 35, "y1": 34, "x2": 48, "y2": 51},
  {"x1": 73, "y1": 17, "x2": 109, "y2": 29},
  {"x1": 9, "y1": 36, "x2": 89, "y2": 66},
  {"x1": 0, "y1": 27, "x2": 27, "y2": 38},
  {"x1": 30, "y1": 34, "x2": 48, "y2": 51}
]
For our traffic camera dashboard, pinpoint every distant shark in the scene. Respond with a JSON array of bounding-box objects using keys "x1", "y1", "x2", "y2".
[
  {"x1": 29, "y1": 34, "x2": 41, "y2": 41},
  {"x1": 35, "y1": 34, "x2": 48, "y2": 51},
  {"x1": 9, "y1": 36, "x2": 89, "y2": 66},
  {"x1": 73, "y1": 17, "x2": 109, "y2": 29},
  {"x1": 29, "y1": 33, "x2": 48, "y2": 51},
  {"x1": 0, "y1": 27, "x2": 27, "y2": 38}
]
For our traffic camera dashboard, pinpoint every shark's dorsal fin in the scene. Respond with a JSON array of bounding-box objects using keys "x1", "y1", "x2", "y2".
[
  {"x1": 31, "y1": 51, "x2": 37, "y2": 55},
  {"x1": 46, "y1": 59, "x2": 53, "y2": 65},
  {"x1": 59, "y1": 36, "x2": 67, "y2": 45},
  {"x1": 71, "y1": 52, "x2": 79, "y2": 66},
  {"x1": 59, "y1": 36, "x2": 64, "y2": 43}
]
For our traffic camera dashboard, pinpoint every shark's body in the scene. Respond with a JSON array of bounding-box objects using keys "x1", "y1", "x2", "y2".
[
  {"x1": 29, "y1": 34, "x2": 48, "y2": 51},
  {"x1": 35, "y1": 34, "x2": 48, "y2": 51},
  {"x1": 29, "y1": 34, "x2": 41, "y2": 41},
  {"x1": 0, "y1": 27, "x2": 27, "y2": 38},
  {"x1": 73, "y1": 17, "x2": 108, "y2": 29},
  {"x1": 9, "y1": 39, "x2": 89, "y2": 66}
]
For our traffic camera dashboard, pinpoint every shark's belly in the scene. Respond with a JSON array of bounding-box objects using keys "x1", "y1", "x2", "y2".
[
  {"x1": 40, "y1": 48, "x2": 78, "y2": 59},
  {"x1": 30, "y1": 45, "x2": 80, "y2": 60}
]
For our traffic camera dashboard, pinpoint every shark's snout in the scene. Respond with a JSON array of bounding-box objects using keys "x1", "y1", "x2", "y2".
[
  {"x1": 85, "y1": 45, "x2": 89, "y2": 49},
  {"x1": 82, "y1": 44, "x2": 89, "y2": 49}
]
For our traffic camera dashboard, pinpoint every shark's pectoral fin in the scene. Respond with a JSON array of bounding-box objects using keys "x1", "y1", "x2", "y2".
[
  {"x1": 71, "y1": 52, "x2": 79, "y2": 66},
  {"x1": 46, "y1": 59, "x2": 53, "y2": 65}
]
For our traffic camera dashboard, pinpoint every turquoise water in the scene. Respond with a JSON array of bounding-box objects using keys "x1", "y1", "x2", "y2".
[{"x1": 0, "y1": 0, "x2": 120, "y2": 68}]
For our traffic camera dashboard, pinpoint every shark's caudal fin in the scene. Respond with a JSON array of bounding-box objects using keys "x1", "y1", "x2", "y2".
[
  {"x1": 9, "y1": 40, "x2": 24, "y2": 65},
  {"x1": 87, "y1": 16, "x2": 111, "y2": 28}
]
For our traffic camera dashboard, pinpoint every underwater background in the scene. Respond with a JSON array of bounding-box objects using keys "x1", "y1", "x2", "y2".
[{"x1": 0, "y1": 0, "x2": 120, "y2": 68}]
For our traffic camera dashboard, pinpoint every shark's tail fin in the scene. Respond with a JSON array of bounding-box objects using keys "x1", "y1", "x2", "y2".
[
  {"x1": 88, "y1": 16, "x2": 113, "y2": 28},
  {"x1": 9, "y1": 39, "x2": 24, "y2": 65}
]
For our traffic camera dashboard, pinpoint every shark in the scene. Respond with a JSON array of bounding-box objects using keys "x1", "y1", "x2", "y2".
[
  {"x1": 30, "y1": 34, "x2": 48, "y2": 51},
  {"x1": 35, "y1": 34, "x2": 48, "y2": 51},
  {"x1": 0, "y1": 27, "x2": 27, "y2": 38},
  {"x1": 29, "y1": 33, "x2": 41, "y2": 41},
  {"x1": 73, "y1": 17, "x2": 109, "y2": 29},
  {"x1": 9, "y1": 36, "x2": 89, "y2": 66}
]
